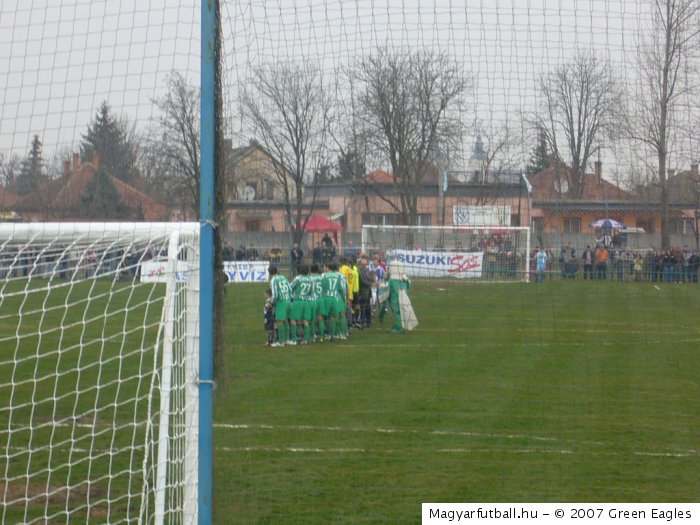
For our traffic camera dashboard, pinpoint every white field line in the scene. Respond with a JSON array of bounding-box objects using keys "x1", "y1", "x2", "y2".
[
  {"x1": 215, "y1": 423, "x2": 698, "y2": 458},
  {"x1": 219, "y1": 445, "x2": 698, "y2": 458},
  {"x1": 5, "y1": 445, "x2": 696, "y2": 459},
  {"x1": 216, "y1": 422, "x2": 558, "y2": 442}
]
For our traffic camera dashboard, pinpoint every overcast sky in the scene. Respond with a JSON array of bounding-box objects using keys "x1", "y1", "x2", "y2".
[{"x1": 3, "y1": 0, "x2": 695, "y2": 175}]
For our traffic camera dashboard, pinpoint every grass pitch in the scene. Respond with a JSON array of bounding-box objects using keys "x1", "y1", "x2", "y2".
[
  {"x1": 1, "y1": 278, "x2": 698, "y2": 523},
  {"x1": 215, "y1": 279, "x2": 700, "y2": 523}
]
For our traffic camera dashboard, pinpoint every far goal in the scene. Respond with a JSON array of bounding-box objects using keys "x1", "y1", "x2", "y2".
[
  {"x1": 0, "y1": 222, "x2": 199, "y2": 524},
  {"x1": 361, "y1": 224, "x2": 531, "y2": 282}
]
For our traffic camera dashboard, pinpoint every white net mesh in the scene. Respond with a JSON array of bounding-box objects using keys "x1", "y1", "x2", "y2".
[{"x1": 0, "y1": 223, "x2": 199, "y2": 524}]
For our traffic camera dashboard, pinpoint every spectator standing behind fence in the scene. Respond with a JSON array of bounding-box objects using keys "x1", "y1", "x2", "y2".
[
  {"x1": 581, "y1": 245, "x2": 595, "y2": 280},
  {"x1": 645, "y1": 248, "x2": 656, "y2": 281},
  {"x1": 682, "y1": 245, "x2": 692, "y2": 282},
  {"x1": 321, "y1": 233, "x2": 333, "y2": 249},
  {"x1": 534, "y1": 246, "x2": 548, "y2": 283},
  {"x1": 595, "y1": 245, "x2": 608, "y2": 279},
  {"x1": 561, "y1": 242, "x2": 577, "y2": 278},
  {"x1": 268, "y1": 244, "x2": 282, "y2": 264},
  {"x1": 689, "y1": 252, "x2": 700, "y2": 283},
  {"x1": 633, "y1": 253, "x2": 644, "y2": 282},
  {"x1": 290, "y1": 243, "x2": 304, "y2": 272},
  {"x1": 223, "y1": 241, "x2": 234, "y2": 261},
  {"x1": 345, "y1": 240, "x2": 360, "y2": 260}
]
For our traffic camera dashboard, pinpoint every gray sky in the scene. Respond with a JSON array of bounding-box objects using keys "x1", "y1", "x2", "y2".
[{"x1": 2, "y1": 0, "x2": 695, "y2": 177}]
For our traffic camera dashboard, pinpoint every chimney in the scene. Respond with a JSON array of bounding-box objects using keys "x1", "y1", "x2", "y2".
[
  {"x1": 668, "y1": 168, "x2": 675, "y2": 178},
  {"x1": 548, "y1": 153, "x2": 558, "y2": 168},
  {"x1": 63, "y1": 160, "x2": 71, "y2": 176},
  {"x1": 691, "y1": 163, "x2": 698, "y2": 178},
  {"x1": 92, "y1": 152, "x2": 100, "y2": 170},
  {"x1": 72, "y1": 153, "x2": 80, "y2": 171},
  {"x1": 595, "y1": 160, "x2": 602, "y2": 186}
]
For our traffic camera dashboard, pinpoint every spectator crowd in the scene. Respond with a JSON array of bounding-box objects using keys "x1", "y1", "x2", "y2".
[{"x1": 532, "y1": 243, "x2": 700, "y2": 283}]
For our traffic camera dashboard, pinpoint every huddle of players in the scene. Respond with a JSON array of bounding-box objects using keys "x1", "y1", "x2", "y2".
[{"x1": 265, "y1": 262, "x2": 351, "y2": 347}]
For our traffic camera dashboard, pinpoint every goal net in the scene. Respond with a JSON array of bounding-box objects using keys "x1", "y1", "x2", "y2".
[
  {"x1": 0, "y1": 222, "x2": 199, "y2": 524},
  {"x1": 362, "y1": 225, "x2": 531, "y2": 282}
]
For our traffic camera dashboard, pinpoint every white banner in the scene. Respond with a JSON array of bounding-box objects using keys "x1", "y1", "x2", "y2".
[
  {"x1": 140, "y1": 260, "x2": 269, "y2": 283},
  {"x1": 453, "y1": 205, "x2": 511, "y2": 226},
  {"x1": 223, "y1": 261, "x2": 269, "y2": 283},
  {"x1": 388, "y1": 249, "x2": 483, "y2": 278},
  {"x1": 140, "y1": 260, "x2": 190, "y2": 283}
]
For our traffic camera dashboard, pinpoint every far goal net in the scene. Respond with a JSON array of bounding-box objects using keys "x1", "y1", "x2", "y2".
[
  {"x1": 362, "y1": 225, "x2": 531, "y2": 282},
  {"x1": 0, "y1": 222, "x2": 199, "y2": 524}
]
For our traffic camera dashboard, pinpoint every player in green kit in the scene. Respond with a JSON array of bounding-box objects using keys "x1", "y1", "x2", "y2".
[
  {"x1": 309, "y1": 264, "x2": 325, "y2": 341},
  {"x1": 268, "y1": 265, "x2": 293, "y2": 346},
  {"x1": 290, "y1": 264, "x2": 314, "y2": 344},
  {"x1": 321, "y1": 262, "x2": 348, "y2": 340}
]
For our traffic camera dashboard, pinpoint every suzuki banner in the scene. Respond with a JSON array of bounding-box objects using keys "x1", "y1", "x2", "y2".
[{"x1": 388, "y1": 250, "x2": 483, "y2": 278}]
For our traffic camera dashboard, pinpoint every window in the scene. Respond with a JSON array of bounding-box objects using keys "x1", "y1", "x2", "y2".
[
  {"x1": 414, "y1": 214, "x2": 432, "y2": 226},
  {"x1": 669, "y1": 218, "x2": 694, "y2": 235},
  {"x1": 362, "y1": 213, "x2": 397, "y2": 226},
  {"x1": 265, "y1": 181, "x2": 274, "y2": 200},
  {"x1": 531, "y1": 217, "x2": 544, "y2": 234},
  {"x1": 563, "y1": 217, "x2": 581, "y2": 233}
]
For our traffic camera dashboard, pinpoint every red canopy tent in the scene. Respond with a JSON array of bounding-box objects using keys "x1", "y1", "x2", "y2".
[{"x1": 301, "y1": 214, "x2": 342, "y2": 245}]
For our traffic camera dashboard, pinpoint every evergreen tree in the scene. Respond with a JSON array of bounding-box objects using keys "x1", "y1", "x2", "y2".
[
  {"x1": 80, "y1": 167, "x2": 130, "y2": 219},
  {"x1": 15, "y1": 135, "x2": 48, "y2": 195},
  {"x1": 337, "y1": 149, "x2": 365, "y2": 181},
  {"x1": 526, "y1": 129, "x2": 550, "y2": 176},
  {"x1": 81, "y1": 101, "x2": 139, "y2": 184}
]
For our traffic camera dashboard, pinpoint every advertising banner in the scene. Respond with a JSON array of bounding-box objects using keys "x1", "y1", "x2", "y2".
[
  {"x1": 453, "y1": 205, "x2": 511, "y2": 226},
  {"x1": 388, "y1": 249, "x2": 483, "y2": 279},
  {"x1": 140, "y1": 260, "x2": 190, "y2": 283},
  {"x1": 223, "y1": 261, "x2": 270, "y2": 283},
  {"x1": 140, "y1": 260, "x2": 269, "y2": 283}
]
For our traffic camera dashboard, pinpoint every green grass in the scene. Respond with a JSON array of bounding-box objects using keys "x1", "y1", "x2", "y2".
[
  {"x1": 2, "y1": 278, "x2": 699, "y2": 523},
  {"x1": 215, "y1": 280, "x2": 700, "y2": 523}
]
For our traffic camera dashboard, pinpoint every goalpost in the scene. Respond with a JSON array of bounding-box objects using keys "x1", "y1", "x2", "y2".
[
  {"x1": 0, "y1": 222, "x2": 199, "y2": 524},
  {"x1": 362, "y1": 225, "x2": 531, "y2": 282}
]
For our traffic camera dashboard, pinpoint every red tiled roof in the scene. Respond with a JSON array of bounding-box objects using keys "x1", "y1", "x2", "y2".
[
  {"x1": 529, "y1": 163, "x2": 632, "y2": 201},
  {"x1": 12, "y1": 159, "x2": 166, "y2": 221},
  {"x1": 365, "y1": 169, "x2": 396, "y2": 184}
]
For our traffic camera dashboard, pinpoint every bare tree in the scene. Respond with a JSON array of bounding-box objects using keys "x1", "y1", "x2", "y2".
[
  {"x1": 151, "y1": 71, "x2": 201, "y2": 218},
  {"x1": 535, "y1": 52, "x2": 625, "y2": 199},
  {"x1": 242, "y1": 62, "x2": 331, "y2": 249},
  {"x1": 352, "y1": 47, "x2": 469, "y2": 225},
  {"x1": 0, "y1": 152, "x2": 21, "y2": 188},
  {"x1": 476, "y1": 124, "x2": 524, "y2": 184},
  {"x1": 627, "y1": 0, "x2": 699, "y2": 249}
]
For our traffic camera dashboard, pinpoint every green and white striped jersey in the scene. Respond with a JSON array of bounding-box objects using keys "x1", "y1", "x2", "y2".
[
  {"x1": 270, "y1": 274, "x2": 292, "y2": 303},
  {"x1": 309, "y1": 273, "x2": 323, "y2": 301},
  {"x1": 321, "y1": 271, "x2": 347, "y2": 302},
  {"x1": 291, "y1": 274, "x2": 314, "y2": 302}
]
